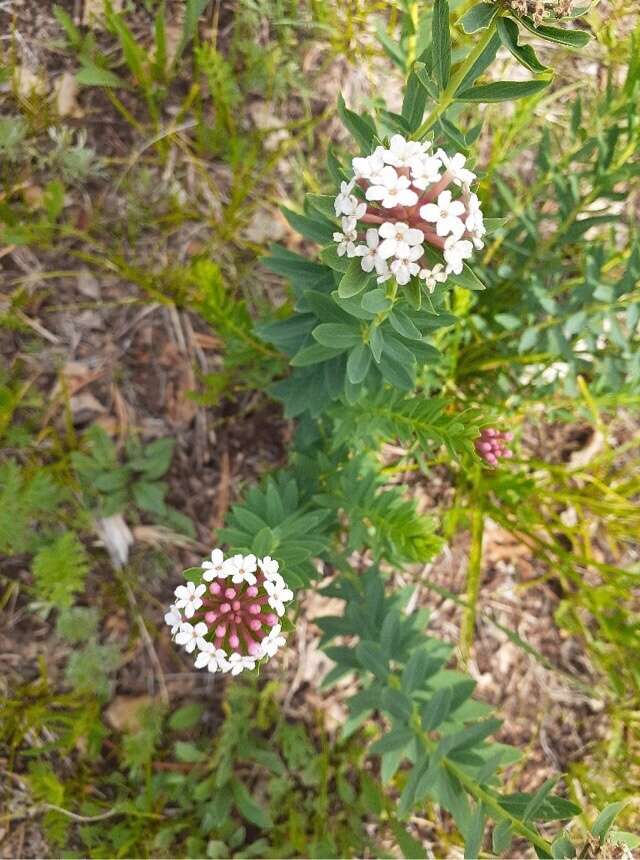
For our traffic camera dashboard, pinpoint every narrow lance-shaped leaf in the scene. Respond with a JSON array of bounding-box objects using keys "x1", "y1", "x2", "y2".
[{"x1": 432, "y1": 0, "x2": 451, "y2": 91}]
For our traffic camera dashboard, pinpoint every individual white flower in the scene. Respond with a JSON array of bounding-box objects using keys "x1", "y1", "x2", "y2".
[
  {"x1": 409, "y1": 153, "x2": 443, "y2": 190},
  {"x1": 224, "y1": 553, "x2": 257, "y2": 585},
  {"x1": 443, "y1": 236, "x2": 474, "y2": 275},
  {"x1": 202, "y1": 548, "x2": 225, "y2": 582},
  {"x1": 260, "y1": 624, "x2": 286, "y2": 658},
  {"x1": 382, "y1": 134, "x2": 428, "y2": 168},
  {"x1": 337, "y1": 194, "x2": 367, "y2": 220},
  {"x1": 366, "y1": 166, "x2": 418, "y2": 209},
  {"x1": 194, "y1": 641, "x2": 229, "y2": 673},
  {"x1": 175, "y1": 621, "x2": 208, "y2": 653},
  {"x1": 264, "y1": 577, "x2": 294, "y2": 617},
  {"x1": 334, "y1": 180, "x2": 355, "y2": 215},
  {"x1": 164, "y1": 604, "x2": 182, "y2": 637},
  {"x1": 355, "y1": 228, "x2": 387, "y2": 274},
  {"x1": 352, "y1": 147, "x2": 386, "y2": 181},
  {"x1": 390, "y1": 246, "x2": 422, "y2": 286},
  {"x1": 437, "y1": 149, "x2": 476, "y2": 187},
  {"x1": 419, "y1": 263, "x2": 448, "y2": 293},
  {"x1": 174, "y1": 581, "x2": 206, "y2": 618},
  {"x1": 260, "y1": 556, "x2": 280, "y2": 579},
  {"x1": 420, "y1": 190, "x2": 466, "y2": 239},
  {"x1": 376, "y1": 260, "x2": 392, "y2": 284},
  {"x1": 333, "y1": 215, "x2": 359, "y2": 257},
  {"x1": 464, "y1": 191, "x2": 485, "y2": 249},
  {"x1": 377, "y1": 221, "x2": 424, "y2": 260},
  {"x1": 227, "y1": 653, "x2": 257, "y2": 675}
]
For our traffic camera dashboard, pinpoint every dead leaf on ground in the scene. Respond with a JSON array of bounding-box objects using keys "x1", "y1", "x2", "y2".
[
  {"x1": 54, "y1": 72, "x2": 81, "y2": 118},
  {"x1": 104, "y1": 695, "x2": 156, "y2": 733}
]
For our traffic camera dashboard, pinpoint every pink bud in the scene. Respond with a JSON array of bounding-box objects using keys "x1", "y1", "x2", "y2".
[
  {"x1": 248, "y1": 642, "x2": 261, "y2": 657},
  {"x1": 486, "y1": 454, "x2": 498, "y2": 465},
  {"x1": 248, "y1": 603, "x2": 260, "y2": 615},
  {"x1": 249, "y1": 619, "x2": 262, "y2": 631},
  {"x1": 205, "y1": 611, "x2": 217, "y2": 624},
  {"x1": 265, "y1": 613, "x2": 277, "y2": 626},
  {"x1": 504, "y1": 432, "x2": 513, "y2": 441},
  {"x1": 216, "y1": 624, "x2": 226, "y2": 637},
  {"x1": 219, "y1": 602, "x2": 231, "y2": 614},
  {"x1": 224, "y1": 587, "x2": 236, "y2": 599},
  {"x1": 210, "y1": 582, "x2": 221, "y2": 595},
  {"x1": 246, "y1": 586, "x2": 258, "y2": 597},
  {"x1": 229, "y1": 634, "x2": 239, "y2": 648},
  {"x1": 503, "y1": 448, "x2": 513, "y2": 458},
  {"x1": 232, "y1": 600, "x2": 241, "y2": 611}
]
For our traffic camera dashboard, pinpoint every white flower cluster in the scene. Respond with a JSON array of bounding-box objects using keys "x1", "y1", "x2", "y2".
[
  {"x1": 165, "y1": 550, "x2": 292, "y2": 676},
  {"x1": 333, "y1": 134, "x2": 485, "y2": 289}
]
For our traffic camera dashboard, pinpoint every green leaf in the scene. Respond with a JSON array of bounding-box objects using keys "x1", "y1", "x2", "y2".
[
  {"x1": 369, "y1": 326, "x2": 384, "y2": 362},
  {"x1": 591, "y1": 801, "x2": 627, "y2": 842},
  {"x1": 231, "y1": 779, "x2": 273, "y2": 829},
  {"x1": 447, "y1": 263, "x2": 486, "y2": 291},
  {"x1": 312, "y1": 323, "x2": 361, "y2": 349},
  {"x1": 281, "y1": 206, "x2": 335, "y2": 244},
  {"x1": 347, "y1": 343, "x2": 372, "y2": 384},
  {"x1": 402, "y1": 64, "x2": 429, "y2": 131},
  {"x1": 456, "y1": 79, "x2": 550, "y2": 102},
  {"x1": 499, "y1": 793, "x2": 581, "y2": 821},
  {"x1": 175, "y1": 741, "x2": 205, "y2": 763},
  {"x1": 432, "y1": 0, "x2": 451, "y2": 91},
  {"x1": 338, "y1": 259, "x2": 373, "y2": 298},
  {"x1": 518, "y1": 17, "x2": 592, "y2": 48},
  {"x1": 497, "y1": 18, "x2": 550, "y2": 73},
  {"x1": 421, "y1": 686, "x2": 452, "y2": 730},
  {"x1": 175, "y1": 0, "x2": 209, "y2": 61},
  {"x1": 337, "y1": 94, "x2": 376, "y2": 150},
  {"x1": 133, "y1": 481, "x2": 166, "y2": 514},
  {"x1": 523, "y1": 778, "x2": 558, "y2": 821},
  {"x1": 361, "y1": 289, "x2": 392, "y2": 313},
  {"x1": 405, "y1": 278, "x2": 422, "y2": 309},
  {"x1": 169, "y1": 703, "x2": 204, "y2": 731},
  {"x1": 492, "y1": 820, "x2": 513, "y2": 855},
  {"x1": 552, "y1": 834, "x2": 577, "y2": 859},
  {"x1": 290, "y1": 343, "x2": 345, "y2": 367},
  {"x1": 76, "y1": 62, "x2": 127, "y2": 89},
  {"x1": 355, "y1": 641, "x2": 389, "y2": 680},
  {"x1": 390, "y1": 820, "x2": 428, "y2": 860},
  {"x1": 461, "y1": 2, "x2": 498, "y2": 33},
  {"x1": 370, "y1": 727, "x2": 414, "y2": 755},
  {"x1": 389, "y1": 309, "x2": 422, "y2": 340}
]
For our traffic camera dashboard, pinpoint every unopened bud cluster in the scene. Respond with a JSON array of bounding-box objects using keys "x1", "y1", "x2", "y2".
[
  {"x1": 333, "y1": 134, "x2": 485, "y2": 291},
  {"x1": 475, "y1": 428, "x2": 513, "y2": 466},
  {"x1": 165, "y1": 550, "x2": 292, "y2": 675}
]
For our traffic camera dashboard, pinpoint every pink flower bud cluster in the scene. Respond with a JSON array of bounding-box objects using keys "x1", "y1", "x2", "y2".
[
  {"x1": 165, "y1": 550, "x2": 292, "y2": 676},
  {"x1": 475, "y1": 428, "x2": 513, "y2": 467}
]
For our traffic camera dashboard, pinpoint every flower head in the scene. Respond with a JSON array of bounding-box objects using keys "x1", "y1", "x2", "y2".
[
  {"x1": 475, "y1": 428, "x2": 514, "y2": 467},
  {"x1": 167, "y1": 551, "x2": 292, "y2": 676},
  {"x1": 332, "y1": 135, "x2": 484, "y2": 293}
]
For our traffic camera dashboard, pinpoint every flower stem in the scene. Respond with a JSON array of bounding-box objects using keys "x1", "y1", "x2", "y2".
[
  {"x1": 460, "y1": 503, "x2": 484, "y2": 665},
  {"x1": 412, "y1": 14, "x2": 502, "y2": 140}
]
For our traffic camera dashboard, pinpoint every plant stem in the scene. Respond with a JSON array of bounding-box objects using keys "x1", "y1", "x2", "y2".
[
  {"x1": 443, "y1": 758, "x2": 554, "y2": 855},
  {"x1": 460, "y1": 503, "x2": 484, "y2": 665},
  {"x1": 413, "y1": 15, "x2": 501, "y2": 140}
]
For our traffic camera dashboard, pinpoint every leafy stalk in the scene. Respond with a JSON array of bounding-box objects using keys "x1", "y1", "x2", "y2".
[{"x1": 413, "y1": 12, "x2": 502, "y2": 139}]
